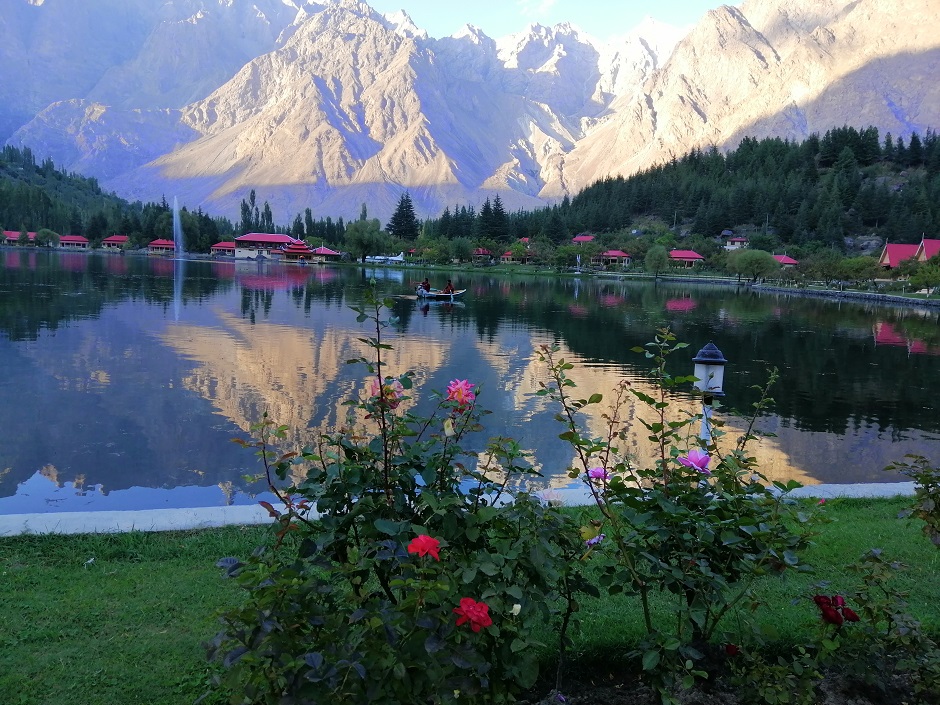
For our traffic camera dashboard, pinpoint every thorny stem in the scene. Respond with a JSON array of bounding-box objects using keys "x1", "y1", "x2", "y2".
[
  {"x1": 540, "y1": 345, "x2": 613, "y2": 521},
  {"x1": 736, "y1": 367, "x2": 779, "y2": 453},
  {"x1": 370, "y1": 301, "x2": 395, "y2": 508}
]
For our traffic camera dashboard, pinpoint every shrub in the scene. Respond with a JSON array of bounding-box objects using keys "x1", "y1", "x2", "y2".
[{"x1": 207, "y1": 290, "x2": 585, "y2": 704}]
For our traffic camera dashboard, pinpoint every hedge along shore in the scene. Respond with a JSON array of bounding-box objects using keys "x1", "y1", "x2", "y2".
[{"x1": 0, "y1": 482, "x2": 916, "y2": 537}]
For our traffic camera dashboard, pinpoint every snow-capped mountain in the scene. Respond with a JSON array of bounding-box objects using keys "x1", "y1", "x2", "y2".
[{"x1": 2, "y1": 0, "x2": 937, "y2": 224}]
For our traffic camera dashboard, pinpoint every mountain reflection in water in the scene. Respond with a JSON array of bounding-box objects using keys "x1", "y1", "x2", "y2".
[{"x1": 0, "y1": 250, "x2": 936, "y2": 514}]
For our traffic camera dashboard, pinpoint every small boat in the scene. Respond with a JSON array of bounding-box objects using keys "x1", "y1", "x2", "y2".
[{"x1": 416, "y1": 286, "x2": 466, "y2": 300}]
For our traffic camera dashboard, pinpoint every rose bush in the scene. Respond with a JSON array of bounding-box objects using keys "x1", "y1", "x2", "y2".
[
  {"x1": 206, "y1": 290, "x2": 588, "y2": 705},
  {"x1": 535, "y1": 329, "x2": 816, "y2": 703}
]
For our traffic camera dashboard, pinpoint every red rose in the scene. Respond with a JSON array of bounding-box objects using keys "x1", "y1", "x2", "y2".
[
  {"x1": 407, "y1": 534, "x2": 441, "y2": 561},
  {"x1": 842, "y1": 607, "x2": 860, "y2": 622},
  {"x1": 831, "y1": 595, "x2": 846, "y2": 608},
  {"x1": 453, "y1": 598, "x2": 493, "y2": 633},
  {"x1": 724, "y1": 644, "x2": 741, "y2": 657},
  {"x1": 813, "y1": 595, "x2": 832, "y2": 607},
  {"x1": 820, "y1": 605, "x2": 844, "y2": 626}
]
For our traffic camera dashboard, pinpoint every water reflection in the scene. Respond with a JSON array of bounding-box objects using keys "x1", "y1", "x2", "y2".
[{"x1": 0, "y1": 250, "x2": 937, "y2": 514}]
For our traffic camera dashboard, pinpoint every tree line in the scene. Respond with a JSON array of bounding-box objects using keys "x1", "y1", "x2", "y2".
[{"x1": 1, "y1": 125, "x2": 938, "y2": 259}]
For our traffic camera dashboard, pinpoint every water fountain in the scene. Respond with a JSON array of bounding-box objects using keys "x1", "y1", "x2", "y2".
[
  {"x1": 172, "y1": 196, "x2": 184, "y2": 257},
  {"x1": 172, "y1": 197, "x2": 185, "y2": 320}
]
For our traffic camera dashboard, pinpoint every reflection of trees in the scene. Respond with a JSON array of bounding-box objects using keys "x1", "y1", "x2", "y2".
[
  {"x1": 0, "y1": 251, "x2": 234, "y2": 341},
  {"x1": 350, "y1": 274, "x2": 940, "y2": 437}
]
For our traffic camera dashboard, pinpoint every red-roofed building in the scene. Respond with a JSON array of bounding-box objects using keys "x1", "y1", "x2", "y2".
[
  {"x1": 472, "y1": 247, "x2": 492, "y2": 263},
  {"x1": 148, "y1": 238, "x2": 176, "y2": 255},
  {"x1": 101, "y1": 235, "x2": 129, "y2": 251},
  {"x1": 878, "y1": 243, "x2": 919, "y2": 268},
  {"x1": 234, "y1": 232, "x2": 301, "y2": 260},
  {"x1": 210, "y1": 241, "x2": 236, "y2": 257},
  {"x1": 773, "y1": 254, "x2": 799, "y2": 267},
  {"x1": 572, "y1": 234, "x2": 594, "y2": 244},
  {"x1": 914, "y1": 238, "x2": 940, "y2": 263},
  {"x1": 669, "y1": 250, "x2": 704, "y2": 267},
  {"x1": 596, "y1": 249, "x2": 632, "y2": 268},
  {"x1": 311, "y1": 246, "x2": 341, "y2": 262},
  {"x1": 59, "y1": 235, "x2": 89, "y2": 250},
  {"x1": 282, "y1": 241, "x2": 314, "y2": 262},
  {"x1": 3, "y1": 230, "x2": 36, "y2": 245}
]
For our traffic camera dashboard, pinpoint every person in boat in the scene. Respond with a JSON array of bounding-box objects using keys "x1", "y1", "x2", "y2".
[
  {"x1": 419, "y1": 278, "x2": 431, "y2": 292},
  {"x1": 442, "y1": 280, "x2": 455, "y2": 294}
]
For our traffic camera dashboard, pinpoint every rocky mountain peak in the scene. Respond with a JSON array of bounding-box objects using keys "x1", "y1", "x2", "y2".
[{"x1": 2, "y1": 0, "x2": 937, "y2": 225}]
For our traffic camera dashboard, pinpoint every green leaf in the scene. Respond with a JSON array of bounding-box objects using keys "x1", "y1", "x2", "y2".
[
  {"x1": 588, "y1": 393, "x2": 603, "y2": 404},
  {"x1": 373, "y1": 519, "x2": 401, "y2": 535},
  {"x1": 642, "y1": 649, "x2": 661, "y2": 671}
]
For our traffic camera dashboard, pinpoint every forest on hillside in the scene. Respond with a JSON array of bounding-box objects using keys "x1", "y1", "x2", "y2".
[{"x1": 1, "y1": 126, "x2": 937, "y2": 260}]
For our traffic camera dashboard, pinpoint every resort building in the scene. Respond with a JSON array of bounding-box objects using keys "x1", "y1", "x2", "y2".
[
  {"x1": 595, "y1": 250, "x2": 632, "y2": 268},
  {"x1": 773, "y1": 254, "x2": 799, "y2": 267},
  {"x1": 724, "y1": 235, "x2": 748, "y2": 250},
  {"x1": 472, "y1": 247, "x2": 492, "y2": 263},
  {"x1": 310, "y1": 245, "x2": 341, "y2": 263},
  {"x1": 669, "y1": 249, "x2": 704, "y2": 267},
  {"x1": 58, "y1": 235, "x2": 89, "y2": 250},
  {"x1": 879, "y1": 242, "x2": 922, "y2": 268},
  {"x1": 914, "y1": 238, "x2": 940, "y2": 262},
  {"x1": 572, "y1": 234, "x2": 595, "y2": 245},
  {"x1": 210, "y1": 241, "x2": 236, "y2": 257},
  {"x1": 3, "y1": 230, "x2": 36, "y2": 245},
  {"x1": 282, "y1": 241, "x2": 314, "y2": 262},
  {"x1": 234, "y1": 233, "x2": 301, "y2": 260},
  {"x1": 148, "y1": 238, "x2": 176, "y2": 255},
  {"x1": 101, "y1": 235, "x2": 129, "y2": 251}
]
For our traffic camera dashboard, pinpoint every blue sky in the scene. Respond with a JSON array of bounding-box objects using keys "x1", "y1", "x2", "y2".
[{"x1": 366, "y1": 0, "x2": 726, "y2": 41}]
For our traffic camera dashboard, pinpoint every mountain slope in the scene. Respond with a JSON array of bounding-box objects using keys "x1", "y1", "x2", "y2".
[{"x1": 3, "y1": 0, "x2": 937, "y2": 224}]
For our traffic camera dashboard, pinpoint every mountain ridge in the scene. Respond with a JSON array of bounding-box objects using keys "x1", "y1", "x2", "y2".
[{"x1": 2, "y1": 0, "x2": 937, "y2": 224}]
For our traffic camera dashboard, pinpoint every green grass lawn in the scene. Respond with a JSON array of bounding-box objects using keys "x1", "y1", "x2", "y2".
[{"x1": 1, "y1": 498, "x2": 938, "y2": 705}]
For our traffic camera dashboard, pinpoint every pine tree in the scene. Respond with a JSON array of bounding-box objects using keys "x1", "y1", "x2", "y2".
[
  {"x1": 490, "y1": 194, "x2": 508, "y2": 242},
  {"x1": 387, "y1": 192, "x2": 420, "y2": 240}
]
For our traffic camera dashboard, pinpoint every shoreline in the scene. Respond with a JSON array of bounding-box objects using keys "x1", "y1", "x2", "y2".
[{"x1": 0, "y1": 482, "x2": 916, "y2": 537}]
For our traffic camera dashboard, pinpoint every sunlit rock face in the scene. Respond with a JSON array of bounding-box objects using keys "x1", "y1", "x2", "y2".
[{"x1": 3, "y1": 0, "x2": 937, "y2": 223}]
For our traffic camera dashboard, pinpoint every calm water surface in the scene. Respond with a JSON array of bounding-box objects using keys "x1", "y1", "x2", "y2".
[{"x1": 0, "y1": 250, "x2": 937, "y2": 514}]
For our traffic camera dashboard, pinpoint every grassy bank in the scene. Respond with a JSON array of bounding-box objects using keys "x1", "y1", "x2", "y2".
[{"x1": 1, "y1": 498, "x2": 938, "y2": 705}]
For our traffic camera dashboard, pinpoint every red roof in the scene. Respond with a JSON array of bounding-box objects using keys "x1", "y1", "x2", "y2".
[
  {"x1": 669, "y1": 249, "x2": 703, "y2": 260},
  {"x1": 148, "y1": 239, "x2": 176, "y2": 248},
  {"x1": 311, "y1": 246, "x2": 340, "y2": 256},
  {"x1": 4, "y1": 230, "x2": 36, "y2": 241},
  {"x1": 601, "y1": 249, "x2": 630, "y2": 257},
  {"x1": 728, "y1": 236, "x2": 748, "y2": 243},
  {"x1": 283, "y1": 242, "x2": 314, "y2": 254},
  {"x1": 572, "y1": 234, "x2": 594, "y2": 243},
  {"x1": 879, "y1": 243, "x2": 919, "y2": 268},
  {"x1": 211, "y1": 241, "x2": 235, "y2": 250},
  {"x1": 236, "y1": 233, "x2": 299, "y2": 245},
  {"x1": 915, "y1": 238, "x2": 940, "y2": 261},
  {"x1": 59, "y1": 235, "x2": 88, "y2": 244},
  {"x1": 102, "y1": 235, "x2": 128, "y2": 244},
  {"x1": 473, "y1": 248, "x2": 492, "y2": 255},
  {"x1": 773, "y1": 254, "x2": 798, "y2": 265}
]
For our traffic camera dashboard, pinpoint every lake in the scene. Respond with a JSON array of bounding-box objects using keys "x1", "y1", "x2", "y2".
[{"x1": 0, "y1": 250, "x2": 937, "y2": 515}]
